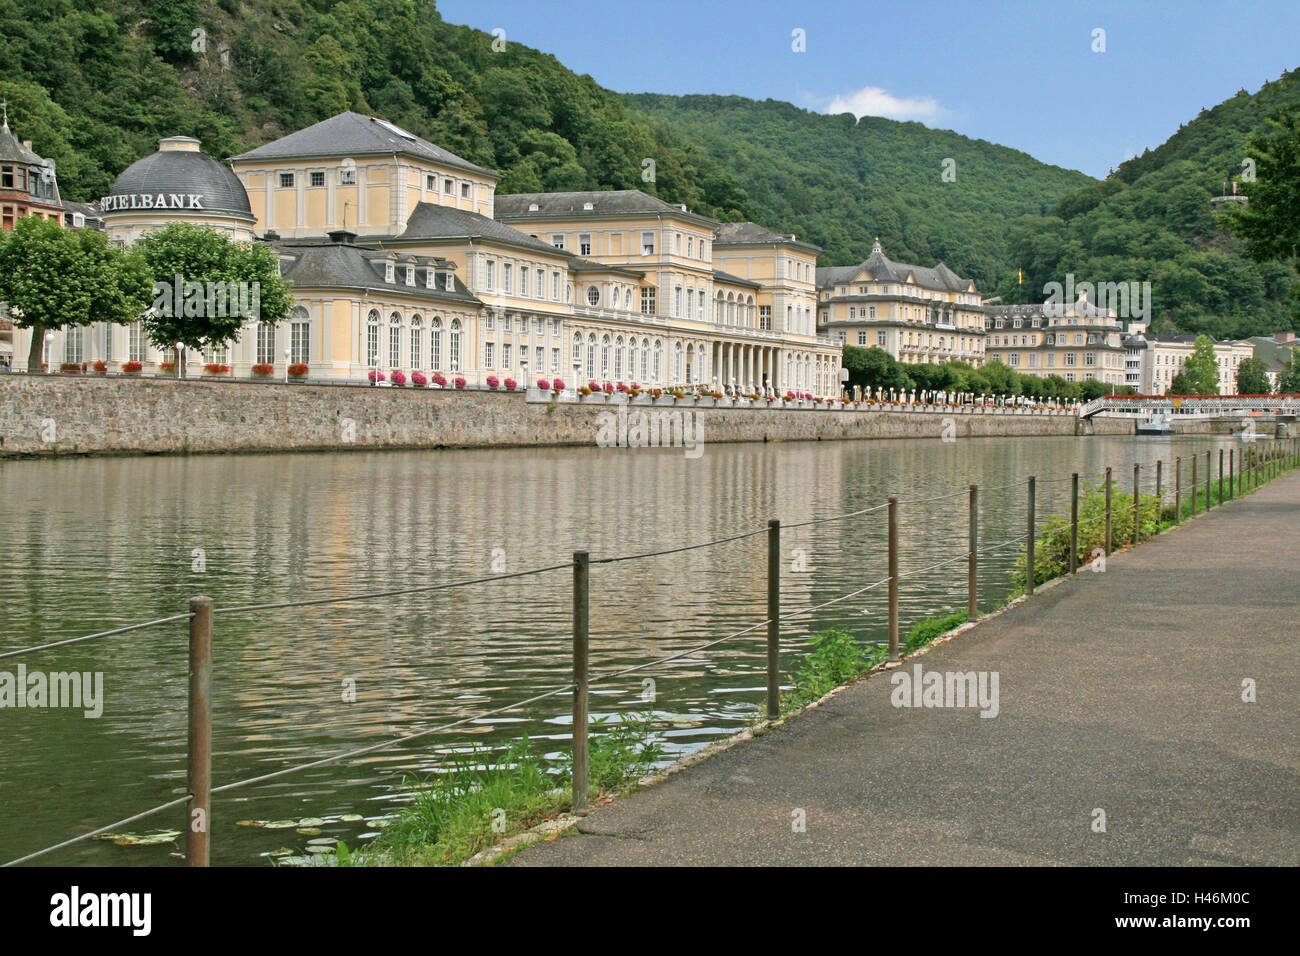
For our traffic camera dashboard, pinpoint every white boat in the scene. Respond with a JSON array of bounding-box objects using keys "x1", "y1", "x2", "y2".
[{"x1": 1136, "y1": 412, "x2": 1175, "y2": 436}]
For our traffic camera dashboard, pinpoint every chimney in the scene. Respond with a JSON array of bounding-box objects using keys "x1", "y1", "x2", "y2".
[
  {"x1": 22, "y1": 140, "x2": 32, "y2": 151},
  {"x1": 328, "y1": 229, "x2": 357, "y2": 244},
  {"x1": 1275, "y1": 331, "x2": 1296, "y2": 343}
]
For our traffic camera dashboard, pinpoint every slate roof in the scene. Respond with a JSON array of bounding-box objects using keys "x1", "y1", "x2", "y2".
[
  {"x1": 712, "y1": 268, "x2": 760, "y2": 288},
  {"x1": 568, "y1": 256, "x2": 644, "y2": 277},
  {"x1": 397, "y1": 202, "x2": 564, "y2": 255},
  {"x1": 0, "y1": 121, "x2": 43, "y2": 164},
  {"x1": 714, "y1": 220, "x2": 821, "y2": 251},
  {"x1": 229, "y1": 112, "x2": 497, "y2": 178},
  {"x1": 109, "y1": 144, "x2": 253, "y2": 220},
  {"x1": 274, "y1": 239, "x2": 482, "y2": 307},
  {"x1": 495, "y1": 189, "x2": 717, "y2": 224},
  {"x1": 817, "y1": 239, "x2": 974, "y2": 294}
]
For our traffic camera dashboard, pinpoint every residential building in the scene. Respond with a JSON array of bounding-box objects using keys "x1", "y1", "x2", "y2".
[{"x1": 985, "y1": 298, "x2": 1127, "y2": 387}]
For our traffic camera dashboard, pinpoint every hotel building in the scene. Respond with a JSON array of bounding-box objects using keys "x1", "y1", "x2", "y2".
[
  {"x1": 984, "y1": 298, "x2": 1127, "y2": 388},
  {"x1": 816, "y1": 238, "x2": 986, "y2": 366},
  {"x1": 7, "y1": 111, "x2": 840, "y2": 393},
  {"x1": 1122, "y1": 332, "x2": 1254, "y2": 395}
]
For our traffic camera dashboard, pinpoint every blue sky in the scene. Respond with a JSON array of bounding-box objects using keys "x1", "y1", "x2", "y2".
[{"x1": 436, "y1": 0, "x2": 1299, "y2": 179}]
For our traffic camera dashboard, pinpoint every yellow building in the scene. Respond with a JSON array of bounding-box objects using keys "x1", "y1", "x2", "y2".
[
  {"x1": 985, "y1": 299, "x2": 1126, "y2": 387},
  {"x1": 817, "y1": 239, "x2": 985, "y2": 367},
  {"x1": 229, "y1": 111, "x2": 498, "y2": 237}
]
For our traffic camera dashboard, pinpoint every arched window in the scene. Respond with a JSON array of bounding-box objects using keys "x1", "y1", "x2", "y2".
[
  {"x1": 572, "y1": 332, "x2": 582, "y2": 365},
  {"x1": 389, "y1": 312, "x2": 402, "y2": 368},
  {"x1": 600, "y1": 334, "x2": 611, "y2": 379},
  {"x1": 727, "y1": 292, "x2": 735, "y2": 326},
  {"x1": 449, "y1": 318, "x2": 461, "y2": 371},
  {"x1": 653, "y1": 339, "x2": 663, "y2": 382},
  {"x1": 715, "y1": 292, "x2": 724, "y2": 323},
  {"x1": 290, "y1": 306, "x2": 310, "y2": 365},
  {"x1": 674, "y1": 341, "x2": 683, "y2": 382},
  {"x1": 685, "y1": 343, "x2": 694, "y2": 384},
  {"x1": 431, "y1": 317, "x2": 442, "y2": 371},
  {"x1": 365, "y1": 311, "x2": 380, "y2": 367},
  {"x1": 586, "y1": 333, "x2": 596, "y2": 379},
  {"x1": 747, "y1": 296, "x2": 755, "y2": 326},
  {"x1": 410, "y1": 314, "x2": 423, "y2": 370},
  {"x1": 615, "y1": 336, "x2": 625, "y2": 380}
]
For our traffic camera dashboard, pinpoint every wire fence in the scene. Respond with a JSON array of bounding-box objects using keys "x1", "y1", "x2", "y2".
[{"x1": 3, "y1": 437, "x2": 1295, "y2": 867}]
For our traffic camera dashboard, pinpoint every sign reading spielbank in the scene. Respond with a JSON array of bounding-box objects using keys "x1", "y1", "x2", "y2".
[{"x1": 100, "y1": 192, "x2": 205, "y2": 211}]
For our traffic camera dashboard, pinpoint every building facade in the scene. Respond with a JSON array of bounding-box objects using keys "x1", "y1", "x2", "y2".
[
  {"x1": 1123, "y1": 332, "x2": 1254, "y2": 395},
  {"x1": 816, "y1": 238, "x2": 986, "y2": 367},
  {"x1": 985, "y1": 299, "x2": 1127, "y2": 387}
]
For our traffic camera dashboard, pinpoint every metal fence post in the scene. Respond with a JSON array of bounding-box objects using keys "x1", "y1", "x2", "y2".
[
  {"x1": 1026, "y1": 477, "x2": 1036, "y2": 595},
  {"x1": 968, "y1": 484, "x2": 978, "y2": 619},
  {"x1": 766, "y1": 520, "x2": 780, "y2": 720},
  {"x1": 1229, "y1": 449, "x2": 1234, "y2": 501},
  {"x1": 1218, "y1": 449, "x2": 1224, "y2": 506},
  {"x1": 571, "y1": 551, "x2": 589, "y2": 816},
  {"x1": 1205, "y1": 450, "x2": 1211, "y2": 509},
  {"x1": 1156, "y1": 459, "x2": 1163, "y2": 503},
  {"x1": 1132, "y1": 462, "x2": 1140, "y2": 545},
  {"x1": 186, "y1": 595, "x2": 213, "y2": 867},
  {"x1": 1104, "y1": 467, "x2": 1113, "y2": 555},
  {"x1": 1069, "y1": 473, "x2": 1079, "y2": 574},
  {"x1": 1175, "y1": 457, "x2": 1181, "y2": 525},
  {"x1": 1191, "y1": 455, "x2": 1198, "y2": 515},
  {"x1": 888, "y1": 495, "x2": 899, "y2": 661}
]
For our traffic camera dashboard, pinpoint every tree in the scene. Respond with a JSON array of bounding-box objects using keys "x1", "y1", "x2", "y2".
[
  {"x1": 841, "y1": 345, "x2": 908, "y2": 393},
  {"x1": 1234, "y1": 356, "x2": 1273, "y2": 394},
  {"x1": 0, "y1": 216, "x2": 153, "y2": 371},
  {"x1": 133, "y1": 223, "x2": 293, "y2": 373},
  {"x1": 1168, "y1": 335, "x2": 1220, "y2": 394},
  {"x1": 1276, "y1": 349, "x2": 1300, "y2": 393},
  {"x1": 1228, "y1": 106, "x2": 1300, "y2": 319}
]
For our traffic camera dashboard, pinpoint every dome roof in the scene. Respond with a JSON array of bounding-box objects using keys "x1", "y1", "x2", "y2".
[{"x1": 105, "y1": 137, "x2": 254, "y2": 221}]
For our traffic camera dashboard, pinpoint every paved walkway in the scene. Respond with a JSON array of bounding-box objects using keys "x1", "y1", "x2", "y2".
[{"x1": 512, "y1": 471, "x2": 1300, "y2": 866}]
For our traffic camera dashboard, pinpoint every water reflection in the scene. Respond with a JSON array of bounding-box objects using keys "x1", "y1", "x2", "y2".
[{"x1": 0, "y1": 434, "x2": 1236, "y2": 864}]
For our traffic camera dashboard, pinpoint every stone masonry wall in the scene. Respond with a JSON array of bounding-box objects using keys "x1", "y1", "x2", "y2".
[{"x1": 0, "y1": 375, "x2": 1123, "y2": 457}]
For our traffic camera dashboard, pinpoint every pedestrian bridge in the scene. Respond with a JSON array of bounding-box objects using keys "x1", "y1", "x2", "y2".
[{"x1": 1077, "y1": 394, "x2": 1300, "y2": 419}]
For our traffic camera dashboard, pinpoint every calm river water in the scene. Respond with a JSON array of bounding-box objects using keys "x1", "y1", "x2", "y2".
[{"x1": 0, "y1": 433, "x2": 1237, "y2": 864}]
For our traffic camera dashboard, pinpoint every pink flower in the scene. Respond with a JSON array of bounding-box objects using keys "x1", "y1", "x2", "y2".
[
  {"x1": 368, "y1": 369, "x2": 386, "y2": 383},
  {"x1": 411, "y1": 372, "x2": 428, "y2": 386},
  {"x1": 454, "y1": 376, "x2": 466, "y2": 389},
  {"x1": 504, "y1": 378, "x2": 518, "y2": 390},
  {"x1": 432, "y1": 373, "x2": 447, "y2": 387},
  {"x1": 486, "y1": 375, "x2": 500, "y2": 389},
  {"x1": 390, "y1": 370, "x2": 408, "y2": 386},
  {"x1": 552, "y1": 377, "x2": 566, "y2": 391},
  {"x1": 537, "y1": 378, "x2": 551, "y2": 390}
]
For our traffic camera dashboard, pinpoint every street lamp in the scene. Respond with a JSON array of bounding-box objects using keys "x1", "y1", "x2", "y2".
[
  {"x1": 284, "y1": 346, "x2": 291, "y2": 384},
  {"x1": 176, "y1": 341, "x2": 184, "y2": 380},
  {"x1": 519, "y1": 358, "x2": 528, "y2": 392},
  {"x1": 44, "y1": 331, "x2": 54, "y2": 374}
]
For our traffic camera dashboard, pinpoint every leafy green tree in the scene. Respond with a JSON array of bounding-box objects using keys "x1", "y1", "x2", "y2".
[
  {"x1": 1276, "y1": 349, "x2": 1300, "y2": 393},
  {"x1": 1168, "y1": 335, "x2": 1220, "y2": 394},
  {"x1": 133, "y1": 223, "x2": 292, "y2": 373},
  {"x1": 1229, "y1": 106, "x2": 1300, "y2": 319},
  {"x1": 1234, "y1": 356, "x2": 1273, "y2": 394},
  {"x1": 841, "y1": 345, "x2": 908, "y2": 393},
  {"x1": 0, "y1": 216, "x2": 152, "y2": 371}
]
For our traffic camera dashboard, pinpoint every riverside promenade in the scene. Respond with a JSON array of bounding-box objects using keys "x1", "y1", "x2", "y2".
[{"x1": 512, "y1": 471, "x2": 1300, "y2": 866}]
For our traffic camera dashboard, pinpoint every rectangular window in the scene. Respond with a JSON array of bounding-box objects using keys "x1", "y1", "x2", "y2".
[
  {"x1": 674, "y1": 286, "x2": 683, "y2": 318},
  {"x1": 1028, "y1": 353, "x2": 1039, "y2": 367},
  {"x1": 257, "y1": 324, "x2": 276, "y2": 364},
  {"x1": 426, "y1": 174, "x2": 436, "y2": 191},
  {"x1": 857, "y1": 331, "x2": 867, "y2": 345},
  {"x1": 551, "y1": 234, "x2": 565, "y2": 250},
  {"x1": 1085, "y1": 352, "x2": 1096, "y2": 365},
  {"x1": 535, "y1": 269, "x2": 544, "y2": 297},
  {"x1": 759, "y1": 306, "x2": 772, "y2": 331},
  {"x1": 641, "y1": 232, "x2": 655, "y2": 255},
  {"x1": 869, "y1": 306, "x2": 876, "y2": 319},
  {"x1": 309, "y1": 171, "x2": 325, "y2": 187},
  {"x1": 485, "y1": 312, "x2": 495, "y2": 331},
  {"x1": 278, "y1": 173, "x2": 295, "y2": 188},
  {"x1": 1008, "y1": 353, "x2": 1020, "y2": 366},
  {"x1": 849, "y1": 307, "x2": 856, "y2": 319},
  {"x1": 503, "y1": 314, "x2": 512, "y2": 332},
  {"x1": 687, "y1": 237, "x2": 693, "y2": 257},
  {"x1": 641, "y1": 287, "x2": 656, "y2": 315},
  {"x1": 1048, "y1": 353, "x2": 1056, "y2": 367},
  {"x1": 292, "y1": 321, "x2": 310, "y2": 365},
  {"x1": 520, "y1": 268, "x2": 528, "y2": 297},
  {"x1": 444, "y1": 179, "x2": 454, "y2": 194},
  {"x1": 484, "y1": 342, "x2": 495, "y2": 368},
  {"x1": 461, "y1": 182, "x2": 471, "y2": 198},
  {"x1": 551, "y1": 347, "x2": 560, "y2": 373},
  {"x1": 503, "y1": 262, "x2": 512, "y2": 294},
  {"x1": 578, "y1": 234, "x2": 592, "y2": 256},
  {"x1": 484, "y1": 259, "x2": 495, "y2": 291},
  {"x1": 1066, "y1": 353, "x2": 1077, "y2": 366},
  {"x1": 503, "y1": 343, "x2": 511, "y2": 368},
  {"x1": 552, "y1": 271, "x2": 561, "y2": 300},
  {"x1": 339, "y1": 167, "x2": 356, "y2": 185},
  {"x1": 877, "y1": 331, "x2": 886, "y2": 346}
]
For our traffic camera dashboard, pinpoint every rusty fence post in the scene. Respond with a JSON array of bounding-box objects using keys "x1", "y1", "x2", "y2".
[
  {"x1": 968, "y1": 484, "x2": 978, "y2": 619},
  {"x1": 888, "y1": 495, "x2": 899, "y2": 661},
  {"x1": 1191, "y1": 455, "x2": 1198, "y2": 515},
  {"x1": 1069, "y1": 473, "x2": 1079, "y2": 574},
  {"x1": 571, "y1": 551, "x2": 589, "y2": 816},
  {"x1": 1175, "y1": 457, "x2": 1182, "y2": 525},
  {"x1": 186, "y1": 595, "x2": 213, "y2": 867},
  {"x1": 1218, "y1": 449, "x2": 1224, "y2": 506},
  {"x1": 766, "y1": 520, "x2": 780, "y2": 720},
  {"x1": 1104, "y1": 467, "x2": 1113, "y2": 555},
  {"x1": 1132, "y1": 463, "x2": 1140, "y2": 544},
  {"x1": 1026, "y1": 477, "x2": 1036, "y2": 595},
  {"x1": 1205, "y1": 450, "x2": 1211, "y2": 509}
]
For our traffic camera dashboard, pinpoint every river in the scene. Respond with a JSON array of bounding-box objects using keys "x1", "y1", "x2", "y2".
[{"x1": 0, "y1": 432, "x2": 1240, "y2": 864}]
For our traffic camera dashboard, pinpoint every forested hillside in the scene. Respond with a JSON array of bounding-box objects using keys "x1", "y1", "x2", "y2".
[
  {"x1": 625, "y1": 93, "x2": 1094, "y2": 286},
  {"x1": 997, "y1": 70, "x2": 1300, "y2": 337}
]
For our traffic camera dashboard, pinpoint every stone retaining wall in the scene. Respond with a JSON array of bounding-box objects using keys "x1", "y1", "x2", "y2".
[{"x1": 0, "y1": 375, "x2": 1116, "y2": 457}]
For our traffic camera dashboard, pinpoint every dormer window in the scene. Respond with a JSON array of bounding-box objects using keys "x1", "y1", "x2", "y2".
[
  {"x1": 406, "y1": 265, "x2": 415, "y2": 286},
  {"x1": 384, "y1": 262, "x2": 395, "y2": 283},
  {"x1": 425, "y1": 269, "x2": 435, "y2": 289}
]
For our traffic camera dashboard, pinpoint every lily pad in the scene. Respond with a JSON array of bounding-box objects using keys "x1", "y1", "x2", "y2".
[
  {"x1": 264, "y1": 820, "x2": 299, "y2": 830},
  {"x1": 296, "y1": 827, "x2": 322, "y2": 836},
  {"x1": 338, "y1": 814, "x2": 364, "y2": 822},
  {"x1": 307, "y1": 837, "x2": 338, "y2": 846},
  {"x1": 235, "y1": 820, "x2": 267, "y2": 828},
  {"x1": 304, "y1": 845, "x2": 333, "y2": 854},
  {"x1": 297, "y1": 817, "x2": 326, "y2": 827},
  {"x1": 111, "y1": 830, "x2": 181, "y2": 847}
]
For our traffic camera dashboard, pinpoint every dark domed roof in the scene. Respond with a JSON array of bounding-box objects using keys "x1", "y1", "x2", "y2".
[{"x1": 106, "y1": 138, "x2": 254, "y2": 221}]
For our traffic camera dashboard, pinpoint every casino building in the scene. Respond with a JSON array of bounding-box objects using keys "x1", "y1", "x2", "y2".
[{"x1": 14, "y1": 110, "x2": 841, "y2": 392}]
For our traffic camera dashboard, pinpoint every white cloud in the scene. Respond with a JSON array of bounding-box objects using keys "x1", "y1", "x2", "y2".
[{"x1": 825, "y1": 86, "x2": 943, "y2": 123}]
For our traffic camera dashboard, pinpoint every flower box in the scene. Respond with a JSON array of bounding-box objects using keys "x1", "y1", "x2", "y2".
[
  {"x1": 696, "y1": 397, "x2": 715, "y2": 408},
  {"x1": 411, "y1": 372, "x2": 428, "y2": 387},
  {"x1": 59, "y1": 362, "x2": 83, "y2": 374},
  {"x1": 367, "y1": 369, "x2": 386, "y2": 383},
  {"x1": 121, "y1": 361, "x2": 143, "y2": 375},
  {"x1": 504, "y1": 378, "x2": 518, "y2": 391},
  {"x1": 253, "y1": 363, "x2": 274, "y2": 377},
  {"x1": 454, "y1": 377, "x2": 466, "y2": 389},
  {"x1": 432, "y1": 373, "x2": 447, "y2": 388},
  {"x1": 390, "y1": 370, "x2": 408, "y2": 386},
  {"x1": 288, "y1": 363, "x2": 309, "y2": 379},
  {"x1": 202, "y1": 364, "x2": 231, "y2": 375},
  {"x1": 580, "y1": 392, "x2": 607, "y2": 404},
  {"x1": 486, "y1": 375, "x2": 500, "y2": 389},
  {"x1": 92, "y1": 360, "x2": 108, "y2": 375}
]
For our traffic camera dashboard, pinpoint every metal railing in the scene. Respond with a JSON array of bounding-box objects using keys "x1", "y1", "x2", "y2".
[{"x1": 3, "y1": 437, "x2": 1296, "y2": 866}]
